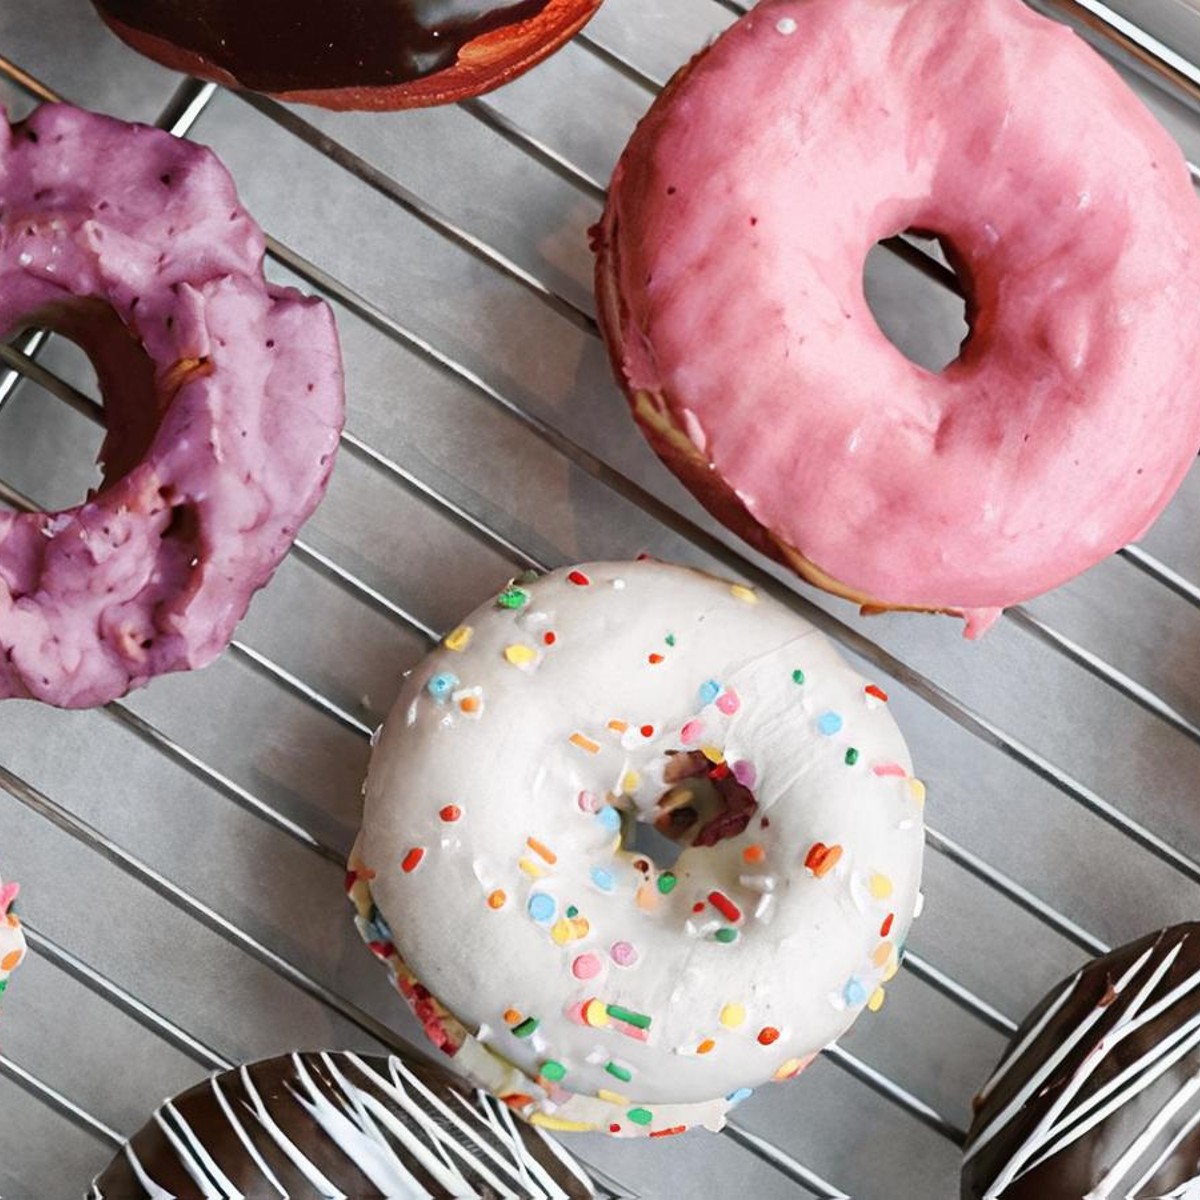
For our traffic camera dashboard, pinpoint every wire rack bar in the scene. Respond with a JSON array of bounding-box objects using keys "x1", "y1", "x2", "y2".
[{"x1": 0, "y1": 1053, "x2": 123, "y2": 1148}]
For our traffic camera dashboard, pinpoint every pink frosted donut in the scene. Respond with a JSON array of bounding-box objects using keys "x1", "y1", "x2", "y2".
[
  {"x1": 0, "y1": 104, "x2": 344, "y2": 707},
  {"x1": 594, "y1": 0, "x2": 1200, "y2": 636}
]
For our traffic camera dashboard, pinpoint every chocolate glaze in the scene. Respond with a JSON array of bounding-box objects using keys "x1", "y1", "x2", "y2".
[
  {"x1": 91, "y1": 1051, "x2": 598, "y2": 1198},
  {"x1": 962, "y1": 924, "x2": 1200, "y2": 1199},
  {"x1": 93, "y1": 0, "x2": 552, "y2": 92}
]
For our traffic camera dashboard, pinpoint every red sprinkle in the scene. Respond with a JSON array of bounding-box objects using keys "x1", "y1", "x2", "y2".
[
  {"x1": 757, "y1": 1026, "x2": 781, "y2": 1046},
  {"x1": 804, "y1": 842, "x2": 843, "y2": 879},
  {"x1": 865, "y1": 684, "x2": 890, "y2": 702},
  {"x1": 609, "y1": 1123, "x2": 622, "y2": 1133},
  {"x1": 648, "y1": 653, "x2": 665, "y2": 665},
  {"x1": 543, "y1": 631, "x2": 557, "y2": 646},
  {"x1": 650, "y1": 1125, "x2": 688, "y2": 1138},
  {"x1": 880, "y1": 913, "x2": 895, "y2": 938},
  {"x1": 567, "y1": 570, "x2": 591, "y2": 586},
  {"x1": 709, "y1": 762, "x2": 731, "y2": 781},
  {"x1": 708, "y1": 891, "x2": 742, "y2": 923},
  {"x1": 439, "y1": 805, "x2": 461, "y2": 823},
  {"x1": 692, "y1": 902, "x2": 706, "y2": 914},
  {"x1": 401, "y1": 847, "x2": 425, "y2": 873},
  {"x1": 640, "y1": 724, "x2": 655, "y2": 738}
]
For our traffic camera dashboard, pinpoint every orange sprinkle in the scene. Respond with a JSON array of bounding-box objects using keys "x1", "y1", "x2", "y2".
[
  {"x1": 527, "y1": 837, "x2": 557, "y2": 865},
  {"x1": 650, "y1": 1125, "x2": 688, "y2": 1138},
  {"x1": 503, "y1": 1093, "x2": 534, "y2": 1110},
  {"x1": 607, "y1": 720, "x2": 628, "y2": 734},
  {"x1": 742, "y1": 844, "x2": 766, "y2": 865},
  {"x1": 0, "y1": 950, "x2": 21, "y2": 972},
  {"x1": 459, "y1": 695, "x2": 480, "y2": 714},
  {"x1": 757, "y1": 1026, "x2": 781, "y2": 1046},
  {"x1": 696, "y1": 1038, "x2": 716, "y2": 1055},
  {"x1": 804, "y1": 842, "x2": 843, "y2": 878},
  {"x1": 648, "y1": 653, "x2": 665, "y2": 664},
  {"x1": 487, "y1": 890, "x2": 507, "y2": 910},
  {"x1": 401, "y1": 847, "x2": 425, "y2": 873},
  {"x1": 504, "y1": 1008, "x2": 522, "y2": 1025},
  {"x1": 569, "y1": 732, "x2": 601, "y2": 755},
  {"x1": 439, "y1": 804, "x2": 462, "y2": 823},
  {"x1": 874, "y1": 941, "x2": 895, "y2": 968}
]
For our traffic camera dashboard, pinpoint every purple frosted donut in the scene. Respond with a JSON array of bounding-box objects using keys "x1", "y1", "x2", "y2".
[{"x1": 0, "y1": 104, "x2": 344, "y2": 708}]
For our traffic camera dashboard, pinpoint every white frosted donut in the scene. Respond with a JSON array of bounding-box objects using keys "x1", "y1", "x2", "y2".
[{"x1": 350, "y1": 561, "x2": 925, "y2": 1137}]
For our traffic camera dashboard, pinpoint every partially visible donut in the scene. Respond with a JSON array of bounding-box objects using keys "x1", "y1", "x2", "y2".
[
  {"x1": 593, "y1": 0, "x2": 1200, "y2": 636},
  {"x1": 350, "y1": 560, "x2": 925, "y2": 1137},
  {"x1": 0, "y1": 104, "x2": 344, "y2": 708},
  {"x1": 0, "y1": 872, "x2": 25, "y2": 1002},
  {"x1": 90, "y1": 0, "x2": 604, "y2": 111}
]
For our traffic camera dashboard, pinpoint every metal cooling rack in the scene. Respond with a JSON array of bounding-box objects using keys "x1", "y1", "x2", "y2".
[{"x1": 3, "y1": 0, "x2": 1200, "y2": 1196}]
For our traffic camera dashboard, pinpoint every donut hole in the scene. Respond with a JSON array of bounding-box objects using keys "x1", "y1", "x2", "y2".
[
  {"x1": 622, "y1": 750, "x2": 758, "y2": 869},
  {"x1": 863, "y1": 234, "x2": 969, "y2": 373}
]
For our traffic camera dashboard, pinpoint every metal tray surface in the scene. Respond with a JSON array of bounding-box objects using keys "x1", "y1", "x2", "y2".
[{"x1": 2, "y1": 1, "x2": 1200, "y2": 1196}]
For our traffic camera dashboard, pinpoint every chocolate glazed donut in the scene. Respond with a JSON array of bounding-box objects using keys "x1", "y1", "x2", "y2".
[{"x1": 91, "y1": 0, "x2": 604, "y2": 109}]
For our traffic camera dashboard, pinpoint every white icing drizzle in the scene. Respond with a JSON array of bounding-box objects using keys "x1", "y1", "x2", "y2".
[
  {"x1": 967, "y1": 936, "x2": 1200, "y2": 1198},
  {"x1": 93, "y1": 1053, "x2": 595, "y2": 1198}
]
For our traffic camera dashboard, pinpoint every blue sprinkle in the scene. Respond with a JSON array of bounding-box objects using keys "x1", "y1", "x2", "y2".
[
  {"x1": 365, "y1": 906, "x2": 393, "y2": 943},
  {"x1": 818, "y1": 711, "x2": 844, "y2": 736},
  {"x1": 528, "y1": 893, "x2": 557, "y2": 924},
  {"x1": 590, "y1": 866, "x2": 615, "y2": 893},
  {"x1": 596, "y1": 806, "x2": 621, "y2": 833},
  {"x1": 426, "y1": 672, "x2": 459, "y2": 701},
  {"x1": 699, "y1": 679, "x2": 722, "y2": 706},
  {"x1": 843, "y1": 977, "x2": 869, "y2": 1007},
  {"x1": 726, "y1": 1087, "x2": 754, "y2": 1106}
]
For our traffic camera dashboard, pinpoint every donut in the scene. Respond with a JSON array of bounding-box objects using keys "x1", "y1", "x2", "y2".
[
  {"x1": 593, "y1": 0, "x2": 1200, "y2": 638},
  {"x1": 962, "y1": 924, "x2": 1200, "y2": 1199},
  {"x1": 0, "y1": 872, "x2": 25, "y2": 1002},
  {"x1": 90, "y1": 1050, "x2": 597, "y2": 1198},
  {"x1": 0, "y1": 104, "x2": 344, "y2": 708},
  {"x1": 90, "y1": 0, "x2": 604, "y2": 111},
  {"x1": 349, "y1": 560, "x2": 926, "y2": 1137}
]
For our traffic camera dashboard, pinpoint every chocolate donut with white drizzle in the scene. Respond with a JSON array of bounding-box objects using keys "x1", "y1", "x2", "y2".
[
  {"x1": 90, "y1": 1050, "x2": 600, "y2": 1198},
  {"x1": 962, "y1": 924, "x2": 1200, "y2": 1199}
]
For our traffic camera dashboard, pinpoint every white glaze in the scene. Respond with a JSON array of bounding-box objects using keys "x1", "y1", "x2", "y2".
[{"x1": 356, "y1": 561, "x2": 925, "y2": 1135}]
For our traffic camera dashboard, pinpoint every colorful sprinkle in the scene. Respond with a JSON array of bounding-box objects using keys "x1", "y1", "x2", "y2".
[
  {"x1": 543, "y1": 631, "x2": 557, "y2": 646},
  {"x1": 426, "y1": 672, "x2": 458, "y2": 700},
  {"x1": 757, "y1": 1026, "x2": 780, "y2": 1046},
  {"x1": 443, "y1": 625, "x2": 473, "y2": 652},
  {"x1": 627, "y1": 1107, "x2": 654, "y2": 1127},
  {"x1": 714, "y1": 928, "x2": 738, "y2": 944},
  {"x1": 504, "y1": 643, "x2": 538, "y2": 668},
  {"x1": 577, "y1": 791, "x2": 599, "y2": 813},
  {"x1": 621, "y1": 771, "x2": 641, "y2": 794},
  {"x1": 727, "y1": 1087, "x2": 754, "y2": 1105},
  {"x1": 572, "y1": 953, "x2": 602, "y2": 980},
  {"x1": 512, "y1": 1017, "x2": 540, "y2": 1039},
  {"x1": 456, "y1": 690, "x2": 482, "y2": 716},
  {"x1": 519, "y1": 858, "x2": 546, "y2": 879},
  {"x1": 699, "y1": 679, "x2": 721, "y2": 705},
  {"x1": 590, "y1": 866, "x2": 615, "y2": 893},
  {"x1": 844, "y1": 747, "x2": 860, "y2": 766},
  {"x1": 880, "y1": 913, "x2": 895, "y2": 937},
  {"x1": 596, "y1": 806, "x2": 622, "y2": 834},
  {"x1": 569, "y1": 732, "x2": 600, "y2": 755},
  {"x1": 567, "y1": 569, "x2": 591, "y2": 586},
  {"x1": 584, "y1": 999, "x2": 611, "y2": 1028},
  {"x1": 843, "y1": 977, "x2": 869, "y2": 1007},
  {"x1": 697, "y1": 1038, "x2": 716, "y2": 1055},
  {"x1": 635, "y1": 883, "x2": 658, "y2": 911},
  {"x1": 607, "y1": 1004, "x2": 652, "y2": 1030},
  {"x1": 817, "y1": 711, "x2": 844, "y2": 736},
  {"x1": 716, "y1": 689, "x2": 741, "y2": 715},
  {"x1": 439, "y1": 804, "x2": 461, "y2": 823},
  {"x1": 869, "y1": 873, "x2": 894, "y2": 900},
  {"x1": 656, "y1": 872, "x2": 677, "y2": 895},
  {"x1": 720, "y1": 1003, "x2": 746, "y2": 1029},
  {"x1": 730, "y1": 584, "x2": 758, "y2": 604},
  {"x1": 497, "y1": 586, "x2": 531, "y2": 609},
  {"x1": 650, "y1": 1125, "x2": 687, "y2": 1139},
  {"x1": 541, "y1": 1060, "x2": 567, "y2": 1082},
  {"x1": 791, "y1": 669, "x2": 805, "y2": 685},
  {"x1": 503, "y1": 1008, "x2": 522, "y2": 1025},
  {"x1": 605, "y1": 1061, "x2": 633, "y2": 1083},
  {"x1": 872, "y1": 762, "x2": 907, "y2": 778},
  {"x1": 640, "y1": 724, "x2": 655, "y2": 738},
  {"x1": 597, "y1": 1088, "x2": 629, "y2": 1106},
  {"x1": 526, "y1": 837, "x2": 557, "y2": 865},
  {"x1": 865, "y1": 684, "x2": 890, "y2": 703},
  {"x1": 665, "y1": 633, "x2": 676, "y2": 647},
  {"x1": 648, "y1": 653, "x2": 665, "y2": 665},
  {"x1": 528, "y1": 893, "x2": 557, "y2": 923},
  {"x1": 869, "y1": 987, "x2": 887, "y2": 1013},
  {"x1": 742, "y1": 844, "x2": 766, "y2": 865},
  {"x1": 708, "y1": 891, "x2": 742, "y2": 922},
  {"x1": 804, "y1": 842, "x2": 843, "y2": 879},
  {"x1": 611, "y1": 941, "x2": 638, "y2": 967},
  {"x1": 909, "y1": 779, "x2": 927, "y2": 806},
  {"x1": 487, "y1": 890, "x2": 507, "y2": 910},
  {"x1": 700, "y1": 744, "x2": 726, "y2": 765},
  {"x1": 773, "y1": 1057, "x2": 806, "y2": 1081},
  {"x1": 401, "y1": 847, "x2": 425, "y2": 873},
  {"x1": 873, "y1": 941, "x2": 895, "y2": 968},
  {"x1": 732, "y1": 759, "x2": 757, "y2": 788},
  {"x1": 607, "y1": 719, "x2": 628, "y2": 734},
  {"x1": 680, "y1": 719, "x2": 703, "y2": 745}
]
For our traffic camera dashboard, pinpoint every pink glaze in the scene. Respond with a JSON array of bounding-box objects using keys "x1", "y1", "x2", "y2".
[
  {"x1": 596, "y1": 0, "x2": 1200, "y2": 632},
  {"x1": 0, "y1": 105, "x2": 344, "y2": 707}
]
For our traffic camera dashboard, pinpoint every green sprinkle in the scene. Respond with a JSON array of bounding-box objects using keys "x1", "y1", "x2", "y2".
[
  {"x1": 498, "y1": 585, "x2": 530, "y2": 610},
  {"x1": 513, "y1": 1017, "x2": 540, "y2": 1039},
  {"x1": 542, "y1": 1060, "x2": 567, "y2": 1082},
  {"x1": 792, "y1": 669, "x2": 805, "y2": 685},
  {"x1": 607, "y1": 1004, "x2": 652, "y2": 1030},
  {"x1": 844, "y1": 747, "x2": 860, "y2": 766},
  {"x1": 714, "y1": 927, "x2": 738, "y2": 944},
  {"x1": 566, "y1": 905, "x2": 579, "y2": 918},
  {"x1": 0, "y1": 979, "x2": 6, "y2": 995},
  {"x1": 605, "y1": 1061, "x2": 633, "y2": 1083},
  {"x1": 627, "y1": 1107, "x2": 654, "y2": 1126},
  {"x1": 665, "y1": 633, "x2": 676, "y2": 647},
  {"x1": 657, "y1": 872, "x2": 677, "y2": 895}
]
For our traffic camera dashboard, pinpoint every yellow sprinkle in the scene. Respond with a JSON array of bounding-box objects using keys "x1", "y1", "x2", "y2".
[
  {"x1": 700, "y1": 744, "x2": 725, "y2": 765},
  {"x1": 596, "y1": 1089, "x2": 630, "y2": 1106},
  {"x1": 531, "y1": 1114, "x2": 595, "y2": 1132},
  {"x1": 504, "y1": 643, "x2": 537, "y2": 667},
  {"x1": 551, "y1": 919, "x2": 573, "y2": 946},
  {"x1": 883, "y1": 956, "x2": 901, "y2": 983},
  {"x1": 519, "y1": 858, "x2": 546, "y2": 879},
  {"x1": 635, "y1": 883, "x2": 658, "y2": 911},
  {"x1": 872, "y1": 941, "x2": 894, "y2": 968},
  {"x1": 868, "y1": 987, "x2": 887, "y2": 1013},
  {"x1": 621, "y1": 771, "x2": 641, "y2": 794},
  {"x1": 909, "y1": 779, "x2": 927, "y2": 807},
  {"x1": 584, "y1": 999, "x2": 610, "y2": 1028},
  {"x1": 730, "y1": 584, "x2": 758, "y2": 604},
  {"x1": 444, "y1": 625, "x2": 473, "y2": 652},
  {"x1": 773, "y1": 1057, "x2": 805, "y2": 1082},
  {"x1": 569, "y1": 732, "x2": 601, "y2": 755},
  {"x1": 719, "y1": 1003, "x2": 746, "y2": 1029},
  {"x1": 607, "y1": 719, "x2": 628, "y2": 733},
  {"x1": 869, "y1": 873, "x2": 894, "y2": 901}
]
